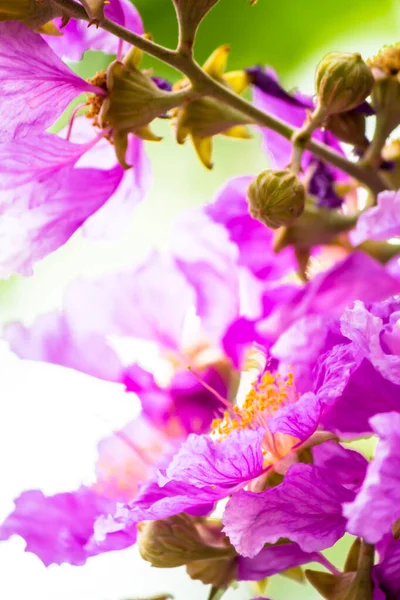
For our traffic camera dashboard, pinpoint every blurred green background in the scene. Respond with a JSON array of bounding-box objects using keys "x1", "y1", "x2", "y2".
[{"x1": 1, "y1": 1, "x2": 399, "y2": 597}]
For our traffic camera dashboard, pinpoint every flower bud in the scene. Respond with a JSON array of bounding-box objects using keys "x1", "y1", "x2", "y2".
[
  {"x1": 368, "y1": 44, "x2": 400, "y2": 134},
  {"x1": 0, "y1": 0, "x2": 62, "y2": 29},
  {"x1": 138, "y1": 515, "x2": 234, "y2": 568},
  {"x1": 315, "y1": 52, "x2": 374, "y2": 115},
  {"x1": 186, "y1": 557, "x2": 237, "y2": 588},
  {"x1": 247, "y1": 169, "x2": 305, "y2": 229},
  {"x1": 325, "y1": 110, "x2": 368, "y2": 149}
]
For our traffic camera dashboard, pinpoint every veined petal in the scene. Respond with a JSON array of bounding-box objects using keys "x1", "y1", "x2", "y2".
[
  {"x1": 160, "y1": 428, "x2": 265, "y2": 490},
  {"x1": 268, "y1": 392, "x2": 322, "y2": 442},
  {"x1": 0, "y1": 22, "x2": 97, "y2": 141},
  {"x1": 0, "y1": 165, "x2": 122, "y2": 278},
  {"x1": 344, "y1": 412, "x2": 400, "y2": 543},
  {"x1": 312, "y1": 441, "x2": 368, "y2": 492},
  {"x1": 222, "y1": 464, "x2": 353, "y2": 557}
]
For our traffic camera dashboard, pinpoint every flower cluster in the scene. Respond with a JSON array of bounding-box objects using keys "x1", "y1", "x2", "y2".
[{"x1": 1, "y1": 1, "x2": 400, "y2": 599}]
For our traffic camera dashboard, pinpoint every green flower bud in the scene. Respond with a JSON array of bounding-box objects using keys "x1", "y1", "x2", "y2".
[
  {"x1": 325, "y1": 110, "x2": 368, "y2": 149},
  {"x1": 315, "y1": 52, "x2": 374, "y2": 115},
  {"x1": 0, "y1": 0, "x2": 62, "y2": 29},
  {"x1": 186, "y1": 557, "x2": 237, "y2": 588},
  {"x1": 138, "y1": 515, "x2": 235, "y2": 568},
  {"x1": 247, "y1": 169, "x2": 305, "y2": 229}
]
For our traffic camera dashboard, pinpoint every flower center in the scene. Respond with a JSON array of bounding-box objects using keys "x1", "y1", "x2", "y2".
[
  {"x1": 212, "y1": 370, "x2": 299, "y2": 466},
  {"x1": 85, "y1": 70, "x2": 108, "y2": 128}
]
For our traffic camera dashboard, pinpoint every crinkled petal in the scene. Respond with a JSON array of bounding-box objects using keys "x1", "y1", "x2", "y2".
[
  {"x1": 3, "y1": 313, "x2": 123, "y2": 382},
  {"x1": 341, "y1": 300, "x2": 400, "y2": 385},
  {"x1": 160, "y1": 428, "x2": 265, "y2": 490},
  {"x1": 0, "y1": 22, "x2": 97, "y2": 141},
  {"x1": 344, "y1": 412, "x2": 400, "y2": 543},
  {"x1": 238, "y1": 542, "x2": 321, "y2": 580},
  {"x1": 0, "y1": 488, "x2": 136, "y2": 566},
  {"x1": 222, "y1": 464, "x2": 353, "y2": 557},
  {"x1": 47, "y1": 0, "x2": 143, "y2": 60},
  {"x1": 206, "y1": 176, "x2": 295, "y2": 279},
  {"x1": 316, "y1": 346, "x2": 400, "y2": 436},
  {"x1": 268, "y1": 392, "x2": 322, "y2": 442},
  {"x1": 351, "y1": 190, "x2": 400, "y2": 246},
  {"x1": 312, "y1": 441, "x2": 368, "y2": 492},
  {"x1": 0, "y1": 164, "x2": 123, "y2": 278}
]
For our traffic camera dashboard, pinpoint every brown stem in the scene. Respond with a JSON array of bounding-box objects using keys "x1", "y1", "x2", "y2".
[{"x1": 52, "y1": 0, "x2": 387, "y2": 194}]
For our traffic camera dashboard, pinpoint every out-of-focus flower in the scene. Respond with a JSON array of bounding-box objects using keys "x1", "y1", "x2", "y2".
[
  {"x1": 351, "y1": 189, "x2": 400, "y2": 245},
  {"x1": 43, "y1": 0, "x2": 143, "y2": 60}
]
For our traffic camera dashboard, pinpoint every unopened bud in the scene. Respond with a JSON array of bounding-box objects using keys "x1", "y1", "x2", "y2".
[
  {"x1": 138, "y1": 514, "x2": 234, "y2": 568},
  {"x1": 247, "y1": 169, "x2": 305, "y2": 229},
  {"x1": 186, "y1": 557, "x2": 237, "y2": 588},
  {"x1": 0, "y1": 0, "x2": 62, "y2": 29},
  {"x1": 325, "y1": 110, "x2": 368, "y2": 149},
  {"x1": 368, "y1": 44, "x2": 400, "y2": 134},
  {"x1": 315, "y1": 52, "x2": 374, "y2": 115}
]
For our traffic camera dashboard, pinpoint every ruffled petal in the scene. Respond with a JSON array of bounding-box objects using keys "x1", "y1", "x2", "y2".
[
  {"x1": 344, "y1": 412, "x2": 400, "y2": 543},
  {"x1": 160, "y1": 428, "x2": 265, "y2": 490},
  {"x1": 238, "y1": 542, "x2": 321, "y2": 580},
  {"x1": 312, "y1": 440, "x2": 368, "y2": 492},
  {"x1": 268, "y1": 392, "x2": 322, "y2": 442},
  {"x1": 222, "y1": 464, "x2": 354, "y2": 557}
]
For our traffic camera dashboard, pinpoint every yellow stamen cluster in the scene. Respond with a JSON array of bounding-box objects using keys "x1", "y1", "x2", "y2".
[
  {"x1": 368, "y1": 44, "x2": 400, "y2": 77},
  {"x1": 85, "y1": 71, "x2": 108, "y2": 128},
  {"x1": 212, "y1": 370, "x2": 294, "y2": 438}
]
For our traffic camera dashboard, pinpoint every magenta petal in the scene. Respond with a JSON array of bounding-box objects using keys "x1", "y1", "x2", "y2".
[
  {"x1": 222, "y1": 464, "x2": 353, "y2": 557},
  {"x1": 160, "y1": 429, "x2": 265, "y2": 490},
  {"x1": 312, "y1": 441, "x2": 368, "y2": 492},
  {"x1": 48, "y1": 0, "x2": 144, "y2": 60},
  {"x1": 238, "y1": 543, "x2": 321, "y2": 580},
  {"x1": 206, "y1": 176, "x2": 294, "y2": 279},
  {"x1": 0, "y1": 134, "x2": 90, "y2": 189},
  {"x1": 268, "y1": 392, "x2": 322, "y2": 442},
  {"x1": 0, "y1": 23, "x2": 96, "y2": 141},
  {"x1": 0, "y1": 488, "x2": 136, "y2": 566},
  {"x1": 376, "y1": 537, "x2": 400, "y2": 599},
  {"x1": 340, "y1": 300, "x2": 400, "y2": 385},
  {"x1": 82, "y1": 135, "x2": 151, "y2": 239},
  {"x1": 0, "y1": 165, "x2": 123, "y2": 277},
  {"x1": 3, "y1": 313, "x2": 124, "y2": 382},
  {"x1": 170, "y1": 209, "x2": 240, "y2": 338},
  {"x1": 351, "y1": 190, "x2": 400, "y2": 245},
  {"x1": 344, "y1": 412, "x2": 400, "y2": 544},
  {"x1": 64, "y1": 253, "x2": 197, "y2": 350}
]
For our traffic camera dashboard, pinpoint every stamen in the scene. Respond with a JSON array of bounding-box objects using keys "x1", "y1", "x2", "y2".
[
  {"x1": 187, "y1": 365, "x2": 233, "y2": 412},
  {"x1": 66, "y1": 103, "x2": 87, "y2": 141}
]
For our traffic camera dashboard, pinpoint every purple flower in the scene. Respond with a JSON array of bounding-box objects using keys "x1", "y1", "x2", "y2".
[
  {"x1": 375, "y1": 536, "x2": 400, "y2": 599},
  {"x1": 0, "y1": 488, "x2": 137, "y2": 566},
  {"x1": 45, "y1": 0, "x2": 143, "y2": 60},
  {"x1": 238, "y1": 542, "x2": 322, "y2": 581},
  {"x1": 351, "y1": 190, "x2": 400, "y2": 246},
  {"x1": 343, "y1": 412, "x2": 400, "y2": 544},
  {"x1": 222, "y1": 464, "x2": 354, "y2": 557},
  {"x1": 312, "y1": 440, "x2": 368, "y2": 493}
]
